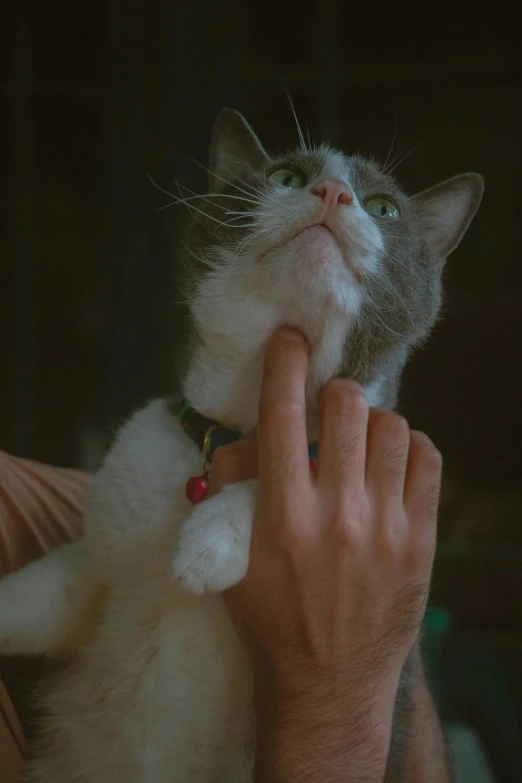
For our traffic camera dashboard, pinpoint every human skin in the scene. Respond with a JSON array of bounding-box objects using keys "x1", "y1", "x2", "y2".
[{"x1": 209, "y1": 328, "x2": 449, "y2": 783}]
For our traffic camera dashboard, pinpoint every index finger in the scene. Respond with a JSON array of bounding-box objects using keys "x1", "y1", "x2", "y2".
[{"x1": 257, "y1": 329, "x2": 310, "y2": 494}]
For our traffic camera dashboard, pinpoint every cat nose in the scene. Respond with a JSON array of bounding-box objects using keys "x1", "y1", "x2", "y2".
[{"x1": 311, "y1": 178, "x2": 353, "y2": 208}]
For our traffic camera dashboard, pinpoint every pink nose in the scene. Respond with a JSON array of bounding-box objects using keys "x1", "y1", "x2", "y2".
[{"x1": 311, "y1": 178, "x2": 353, "y2": 208}]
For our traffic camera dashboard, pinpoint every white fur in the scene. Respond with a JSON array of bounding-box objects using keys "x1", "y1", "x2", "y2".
[
  {"x1": 4, "y1": 401, "x2": 255, "y2": 783},
  {"x1": 0, "y1": 540, "x2": 95, "y2": 657},
  {"x1": 0, "y1": 153, "x2": 390, "y2": 782}
]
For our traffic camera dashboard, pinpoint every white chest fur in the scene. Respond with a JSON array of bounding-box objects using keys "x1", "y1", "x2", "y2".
[{"x1": 24, "y1": 401, "x2": 255, "y2": 783}]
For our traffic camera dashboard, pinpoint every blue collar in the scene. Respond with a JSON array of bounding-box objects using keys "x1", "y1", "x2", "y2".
[{"x1": 179, "y1": 400, "x2": 318, "y2": 463}]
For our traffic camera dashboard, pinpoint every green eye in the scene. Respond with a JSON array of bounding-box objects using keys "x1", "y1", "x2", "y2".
[
  {"x1": 365, "y1": 197, "x2": 400, "y2": 219},
  {"x1": 268, "y1": 168, "x2": 306, "y2": 189}
]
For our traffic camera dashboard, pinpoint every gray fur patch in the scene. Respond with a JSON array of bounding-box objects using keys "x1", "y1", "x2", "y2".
[{"x1": 176, "y1": 111, "x2": 481, "y2": 404}]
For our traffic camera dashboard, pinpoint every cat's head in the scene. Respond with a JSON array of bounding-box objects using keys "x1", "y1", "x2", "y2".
[{"x1": 181, "y1": 109, "x2": 483, "y2": 421}]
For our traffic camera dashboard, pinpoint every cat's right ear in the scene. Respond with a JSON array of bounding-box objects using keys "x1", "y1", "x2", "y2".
[{"x1": 209, "y1": 109, "x2": 270, "y2": 192}]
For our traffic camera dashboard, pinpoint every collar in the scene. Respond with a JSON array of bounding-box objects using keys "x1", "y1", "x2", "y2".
[{"x1": 178, "y1": 400, "x2": 318, "y2": 463}]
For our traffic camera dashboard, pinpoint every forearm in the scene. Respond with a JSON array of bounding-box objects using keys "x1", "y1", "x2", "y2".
[{"x1": 403, "y1": 663, "x2": 452, "y2": 783}]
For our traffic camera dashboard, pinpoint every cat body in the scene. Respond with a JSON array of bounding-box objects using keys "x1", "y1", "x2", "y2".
[
  {"x1": 0, "y1": 109, "x2": 483, "y2": 781},
  {"x1": 20, "y1": 402, "x2": 252, "y2": 783}
]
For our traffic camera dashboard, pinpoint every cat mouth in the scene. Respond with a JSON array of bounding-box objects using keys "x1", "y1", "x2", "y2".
[
  {"x1": 288, "y1": 223, "x2": 363, "y2": 281},
  {"x1": 291, "y1": 222, "x2": 337, "y2": 243},
  {"x1": 262, "y1": 222, "x2": 363, "y2": 282}
]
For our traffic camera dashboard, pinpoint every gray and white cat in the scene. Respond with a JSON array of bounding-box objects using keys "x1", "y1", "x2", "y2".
[{"x1": 0, "y1": 109, "x2": 483, "y2": 782}]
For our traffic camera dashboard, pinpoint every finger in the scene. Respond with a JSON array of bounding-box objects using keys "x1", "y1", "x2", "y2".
[
  {"x1": 365, "y1": 409, "x2": 410, "y2": 501},
  {"x1": 316, "y1": 379, "x2": 369, "y2": 491},
  {"x1": 403, "y1": 430, "x2": 442, "y2": 527},
  {"x1": 208, "y1": 433, "x2": 258, "y2": 496},
  {"x1": 258, "y1": 329, "x2": 310, "y2": 495}
]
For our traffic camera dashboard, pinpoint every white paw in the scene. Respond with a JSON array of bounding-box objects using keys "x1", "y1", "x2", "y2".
[{"x1": 172, "y1": 481, "x2": 256, "y2": 595}]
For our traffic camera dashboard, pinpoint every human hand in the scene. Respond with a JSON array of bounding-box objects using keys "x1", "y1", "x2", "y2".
[{"x1": 210, "y1": 328, "x2": 442, "y2": 781}]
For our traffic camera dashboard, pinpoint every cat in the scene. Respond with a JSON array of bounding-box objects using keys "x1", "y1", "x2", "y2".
[{"x1": 0, "y1": 108, "x2": 483, "y2": 782}]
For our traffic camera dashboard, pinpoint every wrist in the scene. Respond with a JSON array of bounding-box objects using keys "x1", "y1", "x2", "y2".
[
  {"x1": 254, "y1": 674, "x2": 399, "y2": 783},
  {"x1": 256, "y1": 712, "x2": 393, "y2": 783}
]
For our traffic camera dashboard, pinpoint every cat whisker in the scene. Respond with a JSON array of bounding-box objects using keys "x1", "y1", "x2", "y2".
[
  {"x1": 224, "y1": 210, "x2": 279, "y2": 220},
  {"x1": 363, "y1": 295, "x2": 408, "y2": 339},
  {"x1": 157, "y1": 196, "x2": 235, "y2": 227},
  {"x1": 383, "y1": 136, "x2": 429, "y2": 176},
  {"x1": 180, "y1": 241, "x2": 220, "y2": 271},
  {"x1": 305, "y1": 124, "x2": 312, "y2": 150},
  {"x1": 227, "y1": 225, "x2": 284, "y2": 278},
  {"x1": 171, "y1": 297, "x2": 192, "y2": 307},
  {"x1": 176, "y1": 181, "x2": 261, "y2": 208},
  {"x1": 156, "y1": 190, "x2": 259, "y2": 229},
  {"x1": 192, "y1": 160, "x2": 259, "y2": 200},
  {"x1": 281, "y1": 83, "x2": 307, "y2": 153},
  {"x1": 147, "y1": 174, "x2": 235, "y2": 220},
  {"x1": 370, "y1": 277, "x2": 415, "y2": 327},
  {"x1": 382, "y1": 113, "x2": 398, "y2": 172},
  {"x1": 248, "y1": 233, "x2": 284, "y2": 266},
  {"x1": 223, "y1": 221, "x2": 264, "y2": 228},
  {"x1": 235, "y1": 225, "x2": 282, "y2": 255},
  {"x1": 147, "y1": 172, "x2": 178, "y2": 201}
]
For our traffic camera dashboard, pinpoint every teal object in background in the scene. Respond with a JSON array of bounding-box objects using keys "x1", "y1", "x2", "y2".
[
  {"x1": 422, "y1": 605, "x2": 452, "y2": 701},
  {"x1": 422, "y1": 605, "x2": 521, "y2": 782}
]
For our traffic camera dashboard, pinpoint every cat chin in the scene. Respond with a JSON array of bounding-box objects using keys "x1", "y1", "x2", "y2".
[{"x1": 285, "y1": 224, "x2": 346, "y2": 268}]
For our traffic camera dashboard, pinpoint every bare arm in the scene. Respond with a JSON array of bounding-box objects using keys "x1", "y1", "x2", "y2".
[{"x1": 403, "y1": 658, "x2": 452, "y2": 783}]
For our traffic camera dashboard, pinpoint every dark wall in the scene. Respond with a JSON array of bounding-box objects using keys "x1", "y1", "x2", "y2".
[{"x1": 2, "y1": 0, "x2": 521, "y2": 491}]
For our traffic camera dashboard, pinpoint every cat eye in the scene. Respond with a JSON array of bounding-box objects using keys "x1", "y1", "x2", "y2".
[
  {"x1": 365, "y1": 197, "x2": 400, "y2": 219},
  {"x1": 268, "y1": 168, "x2": 306, "y2": 190}
]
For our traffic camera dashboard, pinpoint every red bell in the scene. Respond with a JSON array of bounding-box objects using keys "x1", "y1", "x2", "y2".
[
  {"x1": 309, "y1": 458, "x2": 316, "y2": 471},
  {"x1": 185, "y1": 473, "x2": 209, "y2": 504}
]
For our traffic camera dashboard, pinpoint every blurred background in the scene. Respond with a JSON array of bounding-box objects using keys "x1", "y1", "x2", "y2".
[{"x1": 1, "y1": 0, "x2": 521, "y2": 779}]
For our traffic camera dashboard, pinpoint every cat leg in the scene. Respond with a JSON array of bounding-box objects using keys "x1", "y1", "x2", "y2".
[
  {"x1": 84, "y1": 399, "x2": 198, "y2": 582},
  {"x1": 0, "y1": 540, "x2": 99, "y2": 657},
  {"x1": 171, "y1": 479, "x2": 258, "y2": 594}
]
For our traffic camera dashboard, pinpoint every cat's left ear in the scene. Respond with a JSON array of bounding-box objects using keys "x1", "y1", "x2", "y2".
[
  {"x1": 410, "y1": 173, "x2": 484, "y2": 261},
  {"x1": 209, "y1": 108, "x2": 270, "y2": 192}
]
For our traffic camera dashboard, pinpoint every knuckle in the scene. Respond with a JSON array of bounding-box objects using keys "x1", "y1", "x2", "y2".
[
  {"x1": 376, "y1": 511, "x2": 405, "y2": 554},
  {"x1": 388, "y1": 413, "x2": 410, "y2": 442},
  {"x1": 275, "y1": 518, "x2": 313, "y2": 560},
  {"x1": 371, "y1": 410, "x2": 410, "y2": 444},
  {"x1": 424, "y1": 446, "x2": 443, "y2": 475},
  {"x1": 382, "y1": 442, "x2": 408, "y2": 477},
  {"x1": 271, "y1": 399, "x2": 305, "y2": 426},
  {"x1": 322, "y1": 379, "x2": 368, "y2": 418},
  {"x1": 334, "y1": 522, "x2": 360, "y2": 550},
  {"x1": 332, "y1": 504, "x2": 369, "y2": 549},
  {"x1": 258, "y1": 397, "x2": 304, "y2": 438},
  {"x1": 332, "y1": 426, "x2": 367, "y2": 463},
  {"x1": 423, "y1": 481, "x2": 441, "y2": 512},
  {"x1": 410, "y1": 432, "x2": 443, "y2": 471},
  {"x1": 411, "y1": 433, "x2": 442, "y2": 476}
]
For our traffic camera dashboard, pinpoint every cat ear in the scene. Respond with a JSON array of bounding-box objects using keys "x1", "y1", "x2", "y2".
[
  {"x1": 410, "y1": 173, "x2": 484, "y2": 261},
  {"x1": 209, "y1": 108, "x2": 270, "y2": 192}
]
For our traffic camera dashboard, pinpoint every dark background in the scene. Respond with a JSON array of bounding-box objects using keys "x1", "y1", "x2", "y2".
[{"x1": 1, "y1": 1, "x2": 521, "y2": 778}]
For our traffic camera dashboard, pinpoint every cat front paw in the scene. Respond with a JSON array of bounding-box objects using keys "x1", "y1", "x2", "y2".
[{"x1": 172, "y1": 480, "x2": 256, "y2": 595}]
